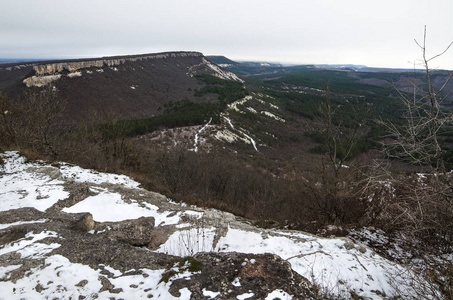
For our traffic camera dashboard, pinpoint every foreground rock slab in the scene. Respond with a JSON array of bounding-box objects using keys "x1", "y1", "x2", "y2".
[{"x1": 0, "y1": 151, "x2": 431, "y2": 299}]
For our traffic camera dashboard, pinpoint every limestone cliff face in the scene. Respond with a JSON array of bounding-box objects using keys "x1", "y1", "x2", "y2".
[
  {"x1": 23, "y1": 74, "x2": 62, "y2": 88},
  {"x1": 12, "y1": 50, "x2": 242, "y2": 122},
  {"x1": 33, "y1": 51, "x2": 203, "y2": 76}
]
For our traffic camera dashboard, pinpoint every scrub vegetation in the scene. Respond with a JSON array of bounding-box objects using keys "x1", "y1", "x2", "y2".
[{"x1": 1, "y1": 31, "x2": 452, "y2": 298}]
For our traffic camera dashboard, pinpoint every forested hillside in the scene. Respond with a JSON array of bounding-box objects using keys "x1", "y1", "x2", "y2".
[{"x1": 1, "y1": 50, "x2": 452, "y2": 298}]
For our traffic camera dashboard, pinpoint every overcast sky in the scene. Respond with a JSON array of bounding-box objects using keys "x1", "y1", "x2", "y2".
[{"x1": 1, "y1": 0, "x2": 452, "y2": 69}]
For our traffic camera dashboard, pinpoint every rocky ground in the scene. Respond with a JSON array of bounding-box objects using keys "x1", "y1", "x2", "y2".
[{"x1": 0, "y1": 151, "x2": 432, "y2": 299}]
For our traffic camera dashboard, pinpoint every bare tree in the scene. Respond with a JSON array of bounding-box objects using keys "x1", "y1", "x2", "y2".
[
  {"x1": 0, "y1": 88, "x2": 67, "y2": 156},
  {"x1": 381, "y1": 26, "x2": 453, "y2": 171},
  {"x1": 21, "y1": 87, "x2": 67, "y2": 157},
  {"x1": 376, "y1": 28, "x2": 453, "y2": 299},
  {"x1": 319, "y1": 82, "x2": 364, "y2": 175},
  {"x1": 298, "y1": 83, "x2": 382, "y2": 227},
  {"x1": 0, "y1": 92, "x2": 20, "y2": 147}
]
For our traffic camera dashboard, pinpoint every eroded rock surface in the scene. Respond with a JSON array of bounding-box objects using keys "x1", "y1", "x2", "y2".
[
  {"x1": 0, "y1": 151, "x2": 428, "y2": 299},
  {"x1": 0, "y1": 152, "x2": 318, "y2": 299},
  {"x1": 169, "y1": 252, "x2": 315, "y2": 299}
]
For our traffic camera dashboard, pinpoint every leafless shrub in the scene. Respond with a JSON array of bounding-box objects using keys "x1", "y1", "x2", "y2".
[
  {"x1": 380, "y1": 26, "x2": 453, "y2": 171},
  {"x1": 292, "y1": 83, "x2": 386, "y2": 229},
  {"x1": 376, "y1": 28, "x2": 453, "y2": 248},
  {"x1": 0, "y1": 87, "x2": 67, "y2": 157},
  {"x1": 375, "y1": 28, "x2": 453, "y2": 299},
  {"x1": 388, "y1": 257, "x2": 453, "y2": 300},
  {"x1": 63, "y1": 110, "x2": 141, "y2": 171},
  {"x1": 0, "y1": 92, "x2": 19, "y2": 147}
]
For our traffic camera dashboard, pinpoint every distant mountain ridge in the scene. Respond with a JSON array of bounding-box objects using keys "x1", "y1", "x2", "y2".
[
  {"x1": 31, "y1": 52, "x2": 204, "y2": 76},
  {"x1": 0, "y1": 51, "x2": 242, "y2": 122},
  {"x1": 0, "y1": 58, "x2": 53, "y2": 65},
  {"x1": 312, "y1": 64, "x2": 426, "y2": 73},
  {"x1": 206, "y1": 56, "x2": 239, "y2": 67}
]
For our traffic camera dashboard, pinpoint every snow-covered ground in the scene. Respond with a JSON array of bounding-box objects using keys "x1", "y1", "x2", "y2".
[
  {"x1": 192, "y1": 118, "x2": 212, "y2": 152},
  {"x1": 202, "y1": 58, "x2": 244, "y2": 83},
  {"x1": 261, "y1": 111, "x2": 286, "y2": 122},
  {"x1": 219, "y1": 97, "x2": 260, "y2": 151},
  {"x1": 227, "y1": 95, "x2": 252, "y2": 112},
  {"x1": 155, "y1": 226, "x2": 422, "y2": 299},
  {"x1": 0, "y1": 251, "x2": 186, "y2": 300},
  {"x1": 0, "y1": 151, "x2": 433, "y2": 299}
]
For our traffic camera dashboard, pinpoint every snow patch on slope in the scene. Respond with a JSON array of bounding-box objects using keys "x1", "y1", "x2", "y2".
[
  {"x1": 262, "y1": 111, "x2": 286, "y2": 122},
  {"x1": 59, "y1": 163, "x2": 141, "y2": 188},
  {"x1": 156, "y1": 225, "x2": 425, "y2": 299},
  {"x1": 215, "y1": 129, "x2": 244, "y2": 143},
  {"x1": 214, "y1": 127, "x2": 258, "y2": 152},
  {"x1": 0, "y1": 254, "x2": 184, "y2": 300},
  {"x1": 0, "y1": 151, "x2": 434, "y2": 299},
  {"x1": 62, "y1": 192, "x2": 182, "y2": 226},
  {"x1": 228, "y1": 95, "x2": 252, "y2": 112},
  {"x1": 0, "y1": 153, "x2": 69, "y2": 212},
  {"x1": 220, "y1": 96, "x2": 259, "y2": 151},
  {"x1": 0, "y1": 231, "x2": 60, "y2": 258},
  {"x1": 0, "y1": 219, "x2": 48, "y2": 230},
  {"x1": 67, "y1": 71, "x2": 82, "y2": 78},
  {"x1": 202, "y1": 58, "x2": 243, "y2": 83},
  {"x1": 23, "y1": 75, "x2": 62, "y2": 87},
  {"x1": 192, "y1": 118, "x2": 212, "y2": 152}
]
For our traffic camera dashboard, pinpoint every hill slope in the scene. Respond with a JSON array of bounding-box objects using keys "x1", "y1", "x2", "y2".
[
  {"x1": 206, "y1": 56, "x2": 239, "y2": 67},
  {"x1": 1, "y1": 53, "x2": 452, "y2": 298},
  {"x1": 0, "y1": 52, "x2": 242, "y2": 122},
  {"x1": 0, "y1": 151, "x2": 428, "y2": 299}
]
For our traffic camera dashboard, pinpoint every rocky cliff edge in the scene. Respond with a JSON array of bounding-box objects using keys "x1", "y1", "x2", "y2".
[{"x1": 0, "y1": 151, "x2": 426, "y2": 299}]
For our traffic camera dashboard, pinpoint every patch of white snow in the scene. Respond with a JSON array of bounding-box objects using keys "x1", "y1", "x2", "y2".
[
  {"x1": 23, "y1": 74, "x2": 61, "y2": 87},
  {"x1": 156, "y1": 227, "x2": 217, "y2": 257},
  {"x1": 228, "y1": 96, "x2": 252, "y2": 112},
  {"x1": 203, "y1": 58, "x2": 243, "y2": 83},
  {"x1": 59, "y1": 164, "x2": 140, "y2": 188},
  {"x1": 261, "y1": 111, "x2": 285, "y2": 122},
  {"x1": 203, "y1": 288, "x2": 221, "y2": 298},
  {"x1": 67, "y1": 71, "x2": 82, "y2": 78},
  {"x1": 265, "y1": 290, "x2": 293, "y2": 300},
  {"x1": 63, "y1": 192, "x2": 179, "y2": 224},
  {"x1": 237, "y1": 292, "x2": 254, "y2": 299},
  {"x1": 232, "y1": 277, "x2": 241, "y2": 287},
  {"x1": 0, "y1": 231, "x2": 60, "y2": 257},
  {"x1": 0, "y1": 219, "x2": 48, "y2": 230},
  {"x1": 193, "y1": 118, "x2": 212, "y2": 152},
  {"x1": 269, "y1": 103, "x2": 279, "y2": 110},
  {"x1": 246, "y1": 107, "x2": 257, "y2": 114},
  {"x1": 0, "y1": 169, "x2": 69, "y2": 212}
]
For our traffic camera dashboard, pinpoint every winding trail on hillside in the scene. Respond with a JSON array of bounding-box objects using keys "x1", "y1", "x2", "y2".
[
  {"x1": 223, "y1": 96, "x2": 259, "y2": 152},
  {"x1": 193, "y1": 118, "x2": 212, "y2": 152},
  {"x1": 224, "y1": 116, "x2": 234, "y2": 129},
  {"x1": 239, "y1": 130, "x2": 258, "y2": 152}
]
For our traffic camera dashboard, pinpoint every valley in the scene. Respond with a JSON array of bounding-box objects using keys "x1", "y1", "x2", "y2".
[{"x1": 0, "y1": 52, "x2": 452, "y2": 299}]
